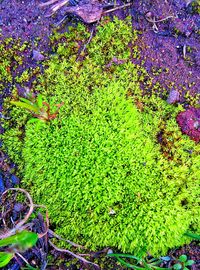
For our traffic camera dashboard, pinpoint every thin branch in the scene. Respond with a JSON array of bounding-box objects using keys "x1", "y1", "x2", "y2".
[
  {"x1": 16, "y1": 252, "x2": 30, "y2": 265},
  {"x1": 39, "y1": 0, "x2": 60, "y2": 7},
  {"x1": 33, "y1": 204, "x2": 49, "y2": 238},
  {"x1": 102, "y1": 3, "x2": 132, "y2": 15},
  {"x1": 145, "y1": 14, "x2": 175, "y2": 33},
  {"x1": 0, "y1": 188, "x2": 34, "y2": 239},
  {"x1": 46, "y1": 0, "x2": 70, "y2": 16},
  {"x1": 49, "y1": 240, "x2": 100, "y2": 269},
  {"x1": 76, "y1": 25, "x2": 96, "y2": 61},
  {"x1": 48, "y1": 229, "x2": 86, "y2": 249},
  {"x1": 145, "y1": 15, "x2": 175, "y2": 23}
]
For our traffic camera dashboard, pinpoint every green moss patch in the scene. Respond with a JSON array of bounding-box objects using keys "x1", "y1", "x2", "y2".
[{"x1": 2, "y1": 18, "x2": 200, "y2": 257}]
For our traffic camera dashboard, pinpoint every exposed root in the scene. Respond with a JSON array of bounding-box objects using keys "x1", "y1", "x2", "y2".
[
  {"x1": 145, "y1": 13, "x2": 175, "y2": 33},
  {"x1": 0, "y1": 188, "x2": 101, "y2": 269},
  {"x1": 49, "y1": 240, "x2": 100, "y2": 269},
  {"x1": 102, "y1": 3, "x2": 132, "y2": 15},
  {"x1": 0, "y1": 188, "x2": 34, "y2": 239},
  {"x1": 33, "y1": 204, "x2": 49, "y2": 238},
  {"x1": 39, "y1": 0, "x2": 61, "y2": 7},
  {"x1": 48, "y1": 228, "x2": 86, "y2": 249}
]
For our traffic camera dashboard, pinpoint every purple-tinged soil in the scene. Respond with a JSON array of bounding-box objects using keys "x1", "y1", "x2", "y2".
[
  {"x1": 131, "y1": 0, "x2": 200, "y2": 104},
  {"x1": 0, "y1": 0, "x2": 53, "y2": 49}
]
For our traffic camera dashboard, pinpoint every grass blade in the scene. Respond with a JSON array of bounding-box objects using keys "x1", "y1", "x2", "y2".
[
  {"x1": 10, "y1": 101, "x2": 39, "y2": 113},
  {"x1": 0, "y1": 252, "x2": 13, "y2": 268}
]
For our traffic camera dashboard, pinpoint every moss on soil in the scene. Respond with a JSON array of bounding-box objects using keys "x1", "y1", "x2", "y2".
[{"x1": 2, "y1": 17, "x2": 200, "y2": 258}]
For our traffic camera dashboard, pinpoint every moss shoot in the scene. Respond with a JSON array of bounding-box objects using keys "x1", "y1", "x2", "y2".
[{"x1": 2, "y1": 18, "x2": 200, "y2": 257}]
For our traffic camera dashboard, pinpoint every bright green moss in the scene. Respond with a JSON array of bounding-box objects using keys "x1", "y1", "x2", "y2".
[{"x1": 2, "y1": 18, "x2": 200, "y2": 257}]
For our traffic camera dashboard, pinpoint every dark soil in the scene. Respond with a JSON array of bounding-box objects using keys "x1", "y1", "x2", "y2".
[{"x1": 0, "y1": 0, "x2": 199, "y2": 269}]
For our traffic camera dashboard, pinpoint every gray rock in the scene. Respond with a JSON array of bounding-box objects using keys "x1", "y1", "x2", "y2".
[
  {"x1": 167, "y1": 89, "x2": 180, "y2": 104},
  {"x1": 32, "y1": 49, "x2": 45, "y2": 61}
]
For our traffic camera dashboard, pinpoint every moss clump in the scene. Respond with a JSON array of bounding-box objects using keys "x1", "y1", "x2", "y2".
[
  {"x1": 2, "y1": 18, "x2": 200, "y2": 257},
  {"x1": 0, "y1": 38, "x2": 26, "y2": 96}
]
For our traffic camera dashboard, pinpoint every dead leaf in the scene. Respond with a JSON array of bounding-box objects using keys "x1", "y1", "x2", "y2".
[{"x1": 46, "y1": 1, "x2": 103, "y2": 23}]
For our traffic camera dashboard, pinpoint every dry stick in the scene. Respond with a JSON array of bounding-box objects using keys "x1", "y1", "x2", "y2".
[
  {"x1": 48, "y1": 2, "x2": 132, "y2": 21},
  {"x1": 13, "y1": 254, "x2": 23, "y2": 268},
  {"x1": 39, "y1": 0, "x2": 60, "y2": 7},
  {"x1": 145, "y1": 15, "x2": 175, "y2": 23},
  {"x1": 145, "y1": 15, "x2": 175, "y2": 33},
  {"x1": 33, "y1": 204, "x2": 49, "y2": 238},
  {"x1": 1, "y1": 206, "x2": 7, "y2": 228},
  {"x1": 48, "y1": 229, "x2": 86, "y2": 249},
  {"x1": 49, "y1": 240, "x2": 100, "y2": 269},
  {"x1": 1, "y1": 192, "x2": 18, "y2": 229},
  {"x1": 102, "y1": 2, "x2": 132, "y2": 15},
  {"x1": 77, "y1": 253, "x2": 92, "y2": 257},
  {"x1": 55, "y1": 14, "x2": 69, "y2": 26},
  {"x1": 47, "y1": 0, "x2": 69, "y2": 15},
  {"x1": 76, "y1": 25, "x2": 96, "y2": 61},
  {"x1": 0, "y1": 188, "x2": 34, "y2": 239},
  {"x1": 77, "y1": 248, "x2": 111, "y2": 257},
  {"x1": 16, "y1": 252, "x2": 30, "y2": 266}
]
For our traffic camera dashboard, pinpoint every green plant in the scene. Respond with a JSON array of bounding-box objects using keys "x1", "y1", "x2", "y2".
[
  {"x1": 107, "y1": 253, "x2": 165, "y2": 269},
  {"x1": 173, "y1": 255, "x2": 195, "y2": 270},
  {"x1": 10, "y1": 94, "x2": 64, "y2": 122},
  {"x1": 0, "y1": 230, "x2": 38, "y2": 268},
  {"x1": 2, "y1": 17, "x2": 200, "y2": 257},
  {"x1": 184, "y1": 232, "x2": 200, "y2": 241}
]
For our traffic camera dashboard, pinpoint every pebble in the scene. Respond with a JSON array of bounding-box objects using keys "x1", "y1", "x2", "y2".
[
  {"x1": 32, "y1": 49, "x2": 45, "y2": 61},
  {"x1": 14, "y1": 203, "x2": 24, "y2": 212},
  {"x1": 107, "y1": 249, "x2": 113, "y2": 254},
  {"x1": 167, "y1": 89, "x2": 180, "y2": 104}
]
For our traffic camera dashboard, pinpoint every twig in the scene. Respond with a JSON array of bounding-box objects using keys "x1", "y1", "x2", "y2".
[
  {"x1": 145, "y1": 15, "x2": 175, "y2": 23},
  {"x1": 145, "y1": 14, "x2": 175, "y2": 33},
  {"x1": 33, "y1": 204, "x2": 49, "y2": 238},
  {"x1": 16, "y1": 252, "x2": 30, "y2": 265},
  {"x1": 0, "y1": 188, "x2": 34, "y2": 239},
  {"x1": 48, "y1": 229, "x2": 86, "y2": 249},
  {"x1": 102, "y1": 3, "x2": 132, "y2": 14},
  {"x1": 183, "y1": 44, "x2": 187, "y2": 59},
  {"x1": 76, "y1": 24, "x2": 97, "y2": 61},
  {"x1": 49, "y1": 240, "x2": 100, "y2": 269},
  {"x1": 46, "y1": 0, "x2": 69, "y2": 16},
  {"x1": 55, "y1": 14, "x2": 69, "y2": 27},
  {"x1": 39, "y1": 0, "x2": 60, "y2": 7},
  {"x1": 1, "y1": 206, "x2": 7, "y2": 228}
]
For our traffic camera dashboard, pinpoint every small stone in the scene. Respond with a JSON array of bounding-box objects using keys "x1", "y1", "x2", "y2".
[
  {"x1": 194, "y1": 121, "x2": 199, "y2": 129},
  {"x1": 167, "y1": 89, "x2": 180, "y2": 104},
  {"x1": 109, "y1": 208, "x2": 116, "y2": 215},
  {"x1": 14, "y1": 203, "x2": 24, "y2": 212},
  {"x1": 160, "y1": 256, "x2": 171, "y2": 262},
  {"x1": 32, "y1": 49, "x2": 45, "y2": 61},
  {"x1": 107, "y1": 249, "x2": 113, "y2": 254}
]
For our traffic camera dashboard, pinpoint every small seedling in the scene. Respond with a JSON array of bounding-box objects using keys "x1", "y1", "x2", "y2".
[
  {"x1": 0, "y1": 230, "x2": 38, "y2": 268},
  {"x1": 107, "y1": 253, "x2": 165, "y2": 269},
  {"x1": 10, "y1": 94, "x2": 64, "y2": 122},
  {"x1": 173, "y1": 255, "x2": 195, "y2": 270}
]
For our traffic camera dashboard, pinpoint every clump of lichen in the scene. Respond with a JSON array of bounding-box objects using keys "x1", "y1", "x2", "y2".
[{"x1": 2, "y1": 17, "x2": 200, "y2": 257}]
